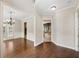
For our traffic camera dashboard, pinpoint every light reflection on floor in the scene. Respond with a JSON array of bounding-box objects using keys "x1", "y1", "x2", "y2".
[
  {"x1": 4, "y1": 40, "x2": 14, "y2": 56},
  {"x1": 7, "y1": 41, "x2": 13, "y2": 52}
]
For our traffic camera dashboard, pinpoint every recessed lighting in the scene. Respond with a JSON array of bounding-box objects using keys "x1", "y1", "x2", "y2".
[{"x1": 51, "y1": 6, "x2": 56, "y2": 10}]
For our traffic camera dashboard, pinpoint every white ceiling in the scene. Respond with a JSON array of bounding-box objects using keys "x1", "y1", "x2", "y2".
[
  {"x1": 3, "y1": 0, "x2": 35, "y2": 20},
  {"x1": 9, "y1": 0, "x2": 35, "y2": 15},
  {"x1": 35, "y1": 0, "x2": 76, "y2": 16},
  {"x1": 3, "y1": 0, "x2": 77, "y2": 18},
  {"x1": 3, "y1": 4, "x2": 28, "y2": 20}
]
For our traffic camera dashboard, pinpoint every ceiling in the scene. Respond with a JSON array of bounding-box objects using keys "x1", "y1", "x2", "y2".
[
  {"x1": 3, "y1": 0, "x2": 77, "y2": 18},
  {"x1": 35, "y1": 0, "x2": 76, "y2": 16},
  {"x1": 3, "y1": 4, "x2": 28, "y2": 20},
  {"x1": 9, "y1": 0, "x2": 35, "y2": 15},
  {"x1": 3, "y1": 0, "x2": 35, "y2": 20}
]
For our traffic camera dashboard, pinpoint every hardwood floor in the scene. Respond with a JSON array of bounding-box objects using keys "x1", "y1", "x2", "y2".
[{"x1": 4, "y1": 38, "x2": 79, "y2": 58}]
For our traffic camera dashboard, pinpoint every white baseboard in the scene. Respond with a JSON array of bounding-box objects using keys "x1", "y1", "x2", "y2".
[
  {"x1": 34, "y1": 41, "x2": 43, "y2": 47},
  {"x1": 56, "y1": 43, "x2": 75, "y2": 50},
  {"x1": 4, "y1": 32, "x2": 35, "y2": 42},
  {"x1": 51, "y1": 40, "x2": 76, "y2": 51},
  {"x1": 76, "y1": 49, "x2": 79, "y2": 51}
]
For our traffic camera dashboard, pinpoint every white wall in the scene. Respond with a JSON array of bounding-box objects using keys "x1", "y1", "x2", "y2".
[
  {"x1": 14, "y1": 20, "x2": 22, "y2": 39},
  {"x1": 21, "y1": 16, "x2": 35, "y2": 42},
  {"x1": 3, "y1": 3, "x2": 27, "y2": 40},
  {"x1": 52, "y1": 7, "x2": 76, "y2": 50},
  {"x1": 27, "y1": 17, "x2": 34, "y2": 42},
  {"x1": 20, "y1": 7, "x2": 43, "y2": 46},
  {"x1": 0, "y1": 1, "x2": 4, "y2": 57},
  {"x1": 34, "y1": 11, "x2": 43, "y2": 46},
  {"x1": 22, "y1": 11, "x2": 44, "y2": 46}
]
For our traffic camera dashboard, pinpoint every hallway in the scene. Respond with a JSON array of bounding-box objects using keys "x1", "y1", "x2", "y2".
[
  {"x1": 0, "y1": 0, "x2": 79, "y2": 58},
  {"x1": 4, "y1": 39, "x2": 79, "y2": 58}
]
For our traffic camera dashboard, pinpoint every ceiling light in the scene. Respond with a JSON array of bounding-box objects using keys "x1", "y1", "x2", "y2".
[{"x1": 51, "y1": 6, "x2": 56, "y2": 10}]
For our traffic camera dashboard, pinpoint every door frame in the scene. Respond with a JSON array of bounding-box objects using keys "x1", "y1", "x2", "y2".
[
  {"x1": 24, "y1": 22, "x2": 27, "y2": 39},
  {"x1": 24, "y1": 22, "x2": 27, "y2": 45},
  {"x1": 43, "y1": 23, "x2": 51, "y2": 42},
  {"x1": 75, "y1": 7, "x2": 79, "y2": 51}
]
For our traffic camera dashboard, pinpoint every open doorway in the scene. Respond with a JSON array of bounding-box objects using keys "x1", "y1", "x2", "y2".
[
  {"x1": 24, "y1": 22, "x2": 27, "y2": 46},
  {"x1": 43, "y1": 17, "x2": 51, "y2": 43},
  {"x1": 43, "y1": 23, "x2": 51, "y2": 42}
]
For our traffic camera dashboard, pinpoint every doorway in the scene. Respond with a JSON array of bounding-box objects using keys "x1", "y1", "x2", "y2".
[
  {"x1": 24, "y1": 22, "x2": 27, "y2": 46},
  {"x1": 43, "y1": 23, "x2": 51, "y2": 42}
]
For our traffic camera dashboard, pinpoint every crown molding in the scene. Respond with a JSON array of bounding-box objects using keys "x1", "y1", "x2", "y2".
[{"x1": 55, "y1": 5, "x2": 76, "y2": 13}]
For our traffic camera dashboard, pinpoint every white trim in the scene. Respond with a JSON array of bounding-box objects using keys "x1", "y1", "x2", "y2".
[
  {"x1": 75, "y1": 8, "x2": 79, "y2": 51},
  {"x1": 0, "y1": 1, "x2": 4, "y2": 57},
  {"x1": 56, "y1": 5, "x2": 75, "y2": 13},
  {"x1": 54, "y1": 42, "x2": 76, "y2": 51},
  {"x1": 3, "y1": 32, "x2": 35, "y2": 42},
  {"x1": 34, "y1": 40, "x2": 43, "y2": 47},
  {"x1": 42, "y1": 19, "x2": 44, "y2": 43},
  {"x1": 34, "y1": 16, "x2": 36, "y2": 47}
]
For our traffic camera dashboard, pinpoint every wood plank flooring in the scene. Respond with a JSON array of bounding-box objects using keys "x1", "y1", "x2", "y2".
[{"x1": 3, "y1": 38, "x2": 79, "y2": 58}]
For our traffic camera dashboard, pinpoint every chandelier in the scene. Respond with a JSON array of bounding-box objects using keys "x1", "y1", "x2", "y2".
[{"x1": 3, "y1": 11, "x2": 15, "y2": 26}]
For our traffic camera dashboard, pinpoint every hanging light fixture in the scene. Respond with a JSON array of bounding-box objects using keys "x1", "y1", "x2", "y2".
[
  {"x1": 8, "y1": 11, "x2": 15, "y2": 25},
  {"x1": 3, "y1": 11, "x2": 15, "y2": 26}
]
